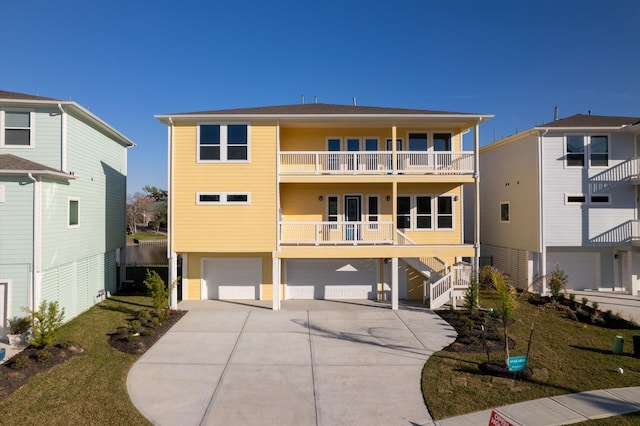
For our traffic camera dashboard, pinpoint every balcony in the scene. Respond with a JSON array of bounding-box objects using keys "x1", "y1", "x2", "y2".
[
  {"x1": 279, "y1": 221, "x2": 393, "y2": 245},
  {"x1": 279, "y1": 151, "x2": 474, "y2": 176}
]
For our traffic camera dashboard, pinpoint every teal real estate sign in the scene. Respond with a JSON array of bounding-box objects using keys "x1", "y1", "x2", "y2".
[{"x1": 508, "y1": 355, "x2": 527, "y2": 372}]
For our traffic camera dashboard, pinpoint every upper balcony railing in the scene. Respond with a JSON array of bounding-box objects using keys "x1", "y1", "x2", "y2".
[
  {"x1": 279, "y1": 151, "x2": 474, "y2": 176},
  {"x1": 280, "y1": 221, "x2": 393, "y2": 245}
]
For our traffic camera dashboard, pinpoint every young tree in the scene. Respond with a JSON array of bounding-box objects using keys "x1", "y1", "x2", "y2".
[{"x1": 488, "y1": 268, "x2": 517, "y2": 366}]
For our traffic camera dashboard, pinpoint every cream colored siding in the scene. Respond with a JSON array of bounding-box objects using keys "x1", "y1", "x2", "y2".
[{"x1": 480, "y1": 134, "x2": 540, "y2": 252}]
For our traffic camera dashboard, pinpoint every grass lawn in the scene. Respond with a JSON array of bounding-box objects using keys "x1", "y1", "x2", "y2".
[
  {"x1": 423, "y1": 290, "x2": 640, "y2": 423},
  {"x1": 126, "y1": 230, "x2": 167, "y2": 242},
  {"x1": 0, "y1": 295, "x2": 153, "y2": 425}
]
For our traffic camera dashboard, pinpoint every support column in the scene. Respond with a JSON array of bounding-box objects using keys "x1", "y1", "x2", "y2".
[
  {"x1": 473, "y1": 123, "x2": 480, "y2": 277},
  {"x1": 272, "y1": 256, "x2": 281, "y2": 311},
  {"x1": 391, "y1": 125, "x2": 397, "y2": 175},
  {"x1": 169, "y1": 251, "x2": 178, "y2": 309},
  {"x1": 391, "y1": 257, "x2": 399, "y2": 310},
  {"x1": 540, "y1": 250, "x2": 547, "y2": 295}
]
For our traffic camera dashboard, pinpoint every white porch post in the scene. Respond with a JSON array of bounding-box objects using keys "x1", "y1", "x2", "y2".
[
  {"x1": 540, "y1": 250, "x2": 547, "y2": 295},
  {"x1": 474, "y1": 123, "x2": 481, "y2": 276},
  {"x1": 391, "y1": 257, "x2": 399, "y2": 310},
  {"x1": 169, "y1": 252, "x2": 178, "y2": 309},
  {"x1": 272, "y1": 257, "x2": 281, "y2": 311}
]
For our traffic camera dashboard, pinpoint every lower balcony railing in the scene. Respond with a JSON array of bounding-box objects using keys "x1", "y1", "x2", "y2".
[
  {"x1": 279, "y1": 221, "x2": 393, "y2": 245},
  {"x1": 279, "y1": 151, "x2": 474, "y2": 175}
]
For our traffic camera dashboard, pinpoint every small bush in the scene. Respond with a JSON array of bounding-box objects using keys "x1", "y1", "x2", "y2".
[
  {"x1": 35, "y1": 349, "x2": 53, "y2": 363},
  {"x1": 9, "y1": 316, "x2": 31, "y2": 335},
  {"x1": 140, "y1": 329, "x2": 153, "y2": 337},
  {"x1": 129, "y1": 320, "x2": 143, "y2": 334},
  {"x1": 592, "y1": 301, "x2": 599, "y2": 311},
  {"x1": 548, "y1": 267, "x2": 568, "y2": 301},
  {"x1": 464, "y1": 276, "x2": 480, "y2": 314},
  {"x1": 137, "y1": 310, "x2": 152, "y2": 323},
  {"x1": 569, "y1": 293, "x2": 576, "y2": 303},
  {"x1": 24, "y1": 300, "x2": 65, "y2": 349},
  {"x1": 11, "y1": 356, "x2": 32, "y2": 370},
  {"x1": 151, "y1": 316, "x2": 160, "y2": 327},
  {"x1": 581, "y1": 297, "x2": 589, "y2": 307},
  {"x1": 126, "y1": 333, "x2": 138, "y2": 342},
  {"x1": 144, "y1": 270, "x2": 176, "y2": 319}
]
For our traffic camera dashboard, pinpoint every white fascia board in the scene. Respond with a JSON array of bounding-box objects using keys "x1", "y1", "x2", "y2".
[
  {"x1": 0, "y1": 170, "x2": 77, "y2": 180},
  {"x1": 0, "y1": 98, "x2": 135, "y2": 148}
]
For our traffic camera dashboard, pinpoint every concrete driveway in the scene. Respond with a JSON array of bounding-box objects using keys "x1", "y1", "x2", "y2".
[{"x1": 127, "y1": 300, "x2": 457, "y2": 426}]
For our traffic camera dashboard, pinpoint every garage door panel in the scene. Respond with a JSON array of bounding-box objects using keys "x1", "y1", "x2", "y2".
[
  {"x1": 204, "y1": 258, "x2": 261, "y2": 300},
  {"x1": 286, "y1": 259, "x2": 377, "y2": 300},
  {"x1": 547, "y1": 252, "x2": 600, "y2": 291}
]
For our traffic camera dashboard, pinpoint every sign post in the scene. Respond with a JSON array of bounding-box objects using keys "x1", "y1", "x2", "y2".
[{"x1": 508, "y1": 355, "x2": 527, "y2": 372}]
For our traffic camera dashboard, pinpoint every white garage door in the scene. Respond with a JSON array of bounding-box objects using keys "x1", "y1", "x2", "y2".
[
  {"x1": 547, "y1": 252, "x2": 600, "y2": 291},
  {"x1": 203, "y1": 258, "x2": 261, "y2": 300},
  {"x1": 285, "y1": 259, "x2": 377, "y2": 300}
]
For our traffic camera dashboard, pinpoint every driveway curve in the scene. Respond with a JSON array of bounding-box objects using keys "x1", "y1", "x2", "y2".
[{"x1": 127, "y1": 300, "x2": 456, "y2": 426}]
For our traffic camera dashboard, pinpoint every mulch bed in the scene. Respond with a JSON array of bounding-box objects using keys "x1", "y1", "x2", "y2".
[
  {"x1": 0, "y1": 309, "x2": 185, "y2": 401},
  {"x1": 0, "y1": 343, "x2": 85, "y2": 400},
  {"x1": 436, "y1": 309, "x2": 533, "y2": 379},
  {"x1": 108, "y1": 310, "x2": 185, "y2": 355}
]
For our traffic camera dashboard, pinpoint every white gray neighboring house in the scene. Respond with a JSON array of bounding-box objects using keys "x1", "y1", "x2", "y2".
[
  {"x1": 479, "y1": 113, "x2": 640, "y2": 295},
  {"x1": 0, "y1": 90, "x2": 134, "y2": 338}
]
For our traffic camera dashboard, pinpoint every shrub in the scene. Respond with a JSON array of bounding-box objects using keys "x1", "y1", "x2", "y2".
[
  {"x1": 569, "y1": 293, "x2": 576, "y2": 303},
  {"x1": 24, "y1": 300, "x2": 65, "y2": 349},
  {"x1": 464, "y1": 275, "x2": 480, "y2": 314},
  {"x1": 140, "y1": 329, "x2": 153, "y2": 337},
  {"x1": 143, "y1": 270, "x2": 176, "y2": 318},
  {"x1": 581, "y1": 297, "x2": 589, "y2": 307},
  {"x1": 548, "y1": 267, "x2": 568, "y2": 301},
  {"x1": 488, "y1": 268, "x2": 517, "y2": 365},
  {"x1": 129, "y1": 320, "x2": 143, "y2": 334},
  {"x1": 137, "y1": 310, "x2": 152, "y2": 323},
  {"x1": 479, "y1": 266, "x2": 500, "y2": 289},
  {"x1": 151, "y1": 316, "x2": 161, "y2": 327},
  {"x1": 592, "y1": 301, "x2": 599, "y2": 311},
  {"x1": 9, "y1": 316, "x2": 30, "y2": 335},
  {"x1": 11, "y1": 356, "x2": 32, "y2": 370},
  {"x1": 35, "y1": 349, "x2": 53, "y2": 362}
]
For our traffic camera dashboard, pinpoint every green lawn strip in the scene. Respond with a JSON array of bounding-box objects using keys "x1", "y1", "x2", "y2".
[
  {"x1": 127, "y1": 231, "x2": 167, "y2": 242},
  {"x1": 423, "y1": 290, "x2": 640, "y2": 420},
  {"x1": 0, "y1": 296, "x2": 153, "y2": 425}
]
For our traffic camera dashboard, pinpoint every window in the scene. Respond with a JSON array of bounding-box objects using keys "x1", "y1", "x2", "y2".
[
  {"x1": 566, "y1": 135, "x2": 585, "y2": 167},
  {"x1": 500, "y1": 202, "x2": 510, "y2": 222},
  {"x1": 327, "y1": 195, "x2": 339, "y2": 228},
  {"x1": 397, "y1": 195, "x2": 454, "y2": 230},
  {"x1": 367, "y1": 195, "x2": 379, "y2": 229},
  {"x1": 437, "y1": 196, "x2": 453, "y2": 229},
  {"x1": 416, "y1": 196, "x2": 432, "y2": 229},
  {"x1": 68, "y1": 199, "x2": 79, "y2": 227},
  {"x1": 365, "y1": 138, "x2": 378, "y2": 151},
  {"x1": 590, "y1": 135, "x2": 608, "y2": 167},
  {"x1": 346, "y1": 138, "x2": 360, "y2": 151},
  {"x1": 397, "y1": 196, "x2": 411, "y2": 229},
  {"x1": 386, "y1": 138, "x2": 403, "y2": 151},
  {"x1": 2, "y1": 110, "x2": 34, "y2": 147},
  {"x1": 566, "y1": 195, "x2": 586, "y2": 204},
  {"x1": 197, "y1": 192, "x2": 250, "y2": 204},
  {"x1": 590, "y1": 195, "x2": 610, "y2": 204},
  {"x1": 198, "y1": 124, "x2": 249, "y2": 162},
  {"x1": 408, "y1": 132, "x2": 427, "y2": 151},
  {"x1": 433, "y1": 133, "x2": 452, "y2": 151},
  {"x1": 327, "y1": 138, "x2": 341, "y2": 151}
]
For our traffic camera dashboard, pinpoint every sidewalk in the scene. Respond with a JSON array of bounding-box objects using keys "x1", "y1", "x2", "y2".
[{"x1": 435, "y1": 387, "x2": 640, "y2": 426}]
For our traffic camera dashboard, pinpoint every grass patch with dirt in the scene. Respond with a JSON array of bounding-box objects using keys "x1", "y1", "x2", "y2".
[
  {"x1": 127, "y1": 230, "x2": 167, "y2": 242},
  {"x1": 423, "y1": 290, "x2": 640, "y2": 422},
  {"x1": 0, "y1": 295, "x2": 173, "y2": 425}
]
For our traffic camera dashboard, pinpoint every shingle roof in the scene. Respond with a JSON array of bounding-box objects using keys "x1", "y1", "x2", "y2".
[
  {"x1": 0, "y1": 90, "x2": 60, "y2": 101},
  {"x1": 0, "y1": 154, "x2": 74, "y2": 179},
  {"x1": 166, "y1": 103, "x2": 482, "y2": 116},
  {"x1": 539, "y1": 114, "x2": 640, "y2": 128}
]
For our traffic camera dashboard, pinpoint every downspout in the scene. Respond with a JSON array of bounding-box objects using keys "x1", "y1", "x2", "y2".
[
  {"x1": 57, "y1": 104, "x2": 68, "y2": 172},
  {"x1": 167, "y1": 117, "x2": 178, "y2": 309},
  {"x1": 538, "y1": 129, "x2": 548, "y2": 294},
  {"x1": 26, "y1": 173, "x2": 42, "y2": 311},
  {"x1": 273, "y1": 120, "x2": 282, "y2": 311}
]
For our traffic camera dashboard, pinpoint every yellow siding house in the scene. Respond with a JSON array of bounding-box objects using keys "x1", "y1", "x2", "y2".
[{"x1": 156, "y1": 103, "x2": 492, "y2": 310}]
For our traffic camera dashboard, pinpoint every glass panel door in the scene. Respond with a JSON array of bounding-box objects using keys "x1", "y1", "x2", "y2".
[{"x1": 344, "y1": 195, "x2": 361, "y2": 240}]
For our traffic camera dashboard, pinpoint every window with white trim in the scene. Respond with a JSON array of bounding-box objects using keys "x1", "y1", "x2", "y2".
[
  {"x1": 198, "y1": 124, "x2": 249, "y2": 162},
  {"x1": 433, "y1": 133, "x2": 452, "y2": 151},
  {"x1": 500, "y1": 202, "x2": 510, "y2": 223},
  {"x1": 590, "y1": 195, "x2": 610, "y2": 204},
  {"x1": 566, "y1": 195, "x2": 586, "y2": 204},
  {"x1": 590, "y1": 135, "x2": 608, "y2": 167},
  {"x1": 1, "y1": 110, "x2": 34, "y2": 147},
  {"x1": 566, "y1": 135, "x2": 585, "y2": 167},
  {"x1": 197, "y1": 192, "x2": 250, "y2": 204},
  {"x1": 366, "y1": 195, "x2": 379, "y2": 229},
  {"x1": 68, "y1": 198, "x2": 80, "y2": 227},
  {"x1": 396, "y1": 195, "x2": 454, "y2": 230}
]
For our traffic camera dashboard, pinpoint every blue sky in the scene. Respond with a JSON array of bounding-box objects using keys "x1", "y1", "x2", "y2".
[{"x1": 1, "y1": 0, "x2": 638, "y2": 194}]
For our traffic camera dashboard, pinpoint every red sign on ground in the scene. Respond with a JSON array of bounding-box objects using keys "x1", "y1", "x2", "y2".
[{"x1": 488, "y1": 410, "x2": 514, "y2": 426}]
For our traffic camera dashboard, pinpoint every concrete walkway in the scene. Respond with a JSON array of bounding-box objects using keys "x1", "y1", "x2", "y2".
[{"x1": 127, "y1": 300, "x2": 457, "y2": 426}]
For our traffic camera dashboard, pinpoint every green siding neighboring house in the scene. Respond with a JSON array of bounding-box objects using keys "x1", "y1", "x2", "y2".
[{"x1": 0, "y1": 90, "x2": 134, "y2": 335}]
